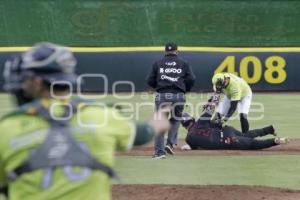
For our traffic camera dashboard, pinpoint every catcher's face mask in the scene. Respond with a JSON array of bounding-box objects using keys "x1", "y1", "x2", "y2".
[{"x1": 3, "y1": 55, "x2": 34, "y2": 106}]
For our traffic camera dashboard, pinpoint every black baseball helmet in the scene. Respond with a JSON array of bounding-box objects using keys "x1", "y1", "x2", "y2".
[
  {"x1": 181, "y1": 113, "x2": 195, "y2": 128},
  {"x1": 21, "y1": 42, "x2": 77, "y2": 84},
  {"x1": 212, "y1": 73, "x2": 226, "y2": 94}
]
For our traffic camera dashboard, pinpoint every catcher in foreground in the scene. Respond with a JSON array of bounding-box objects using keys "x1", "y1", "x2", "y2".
[{"x1": 181, "y1": 94, "x2": 289, "y2": 151}]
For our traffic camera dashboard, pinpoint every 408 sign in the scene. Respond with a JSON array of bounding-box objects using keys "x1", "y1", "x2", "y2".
[
  {"x1": 215, "y1": 55, "x2": 287, "y2": 84},
  {"x1": 184, "y1": 49, "x2": 300, "y2": 91}
]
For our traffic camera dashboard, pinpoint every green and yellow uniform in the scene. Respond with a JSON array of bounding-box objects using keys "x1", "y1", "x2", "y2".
[
  {"x1": 0, "y1": 98, "x2": 135, "y2": 200},
  {"x1": 213, "y1": 73, "x2": 252, "y2": 101}
]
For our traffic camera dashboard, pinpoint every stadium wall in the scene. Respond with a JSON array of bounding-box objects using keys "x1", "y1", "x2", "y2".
[{"x1": 0, "y1": 47, "x2": 299, "y2": 92}]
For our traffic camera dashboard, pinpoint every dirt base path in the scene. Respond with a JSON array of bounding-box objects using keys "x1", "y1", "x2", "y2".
[
  {"x1": 113, "y1": 184, "x2": 300, "y2": 200},
  {"x1": 117, "y1": 139, "x2": 300, "y2": 156}
]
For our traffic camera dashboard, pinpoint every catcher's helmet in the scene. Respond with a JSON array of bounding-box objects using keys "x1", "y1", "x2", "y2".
[
  {"x1": 21, "y1": 42, "x2": 77, "y2": 84},
  {"x1": 3, "y1": 55, "x2": 24, "y2": 92},
  {"x1": 212, "y1": 73, "x2": 226, "y2": 93},
  {"x1": 3, "y1": 55, "x2": 34, "y2": 106}
]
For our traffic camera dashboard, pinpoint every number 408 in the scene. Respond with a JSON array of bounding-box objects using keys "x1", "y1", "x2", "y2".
[{"x1": 214, "y1": 56, "x2": 287, "y2": 84}]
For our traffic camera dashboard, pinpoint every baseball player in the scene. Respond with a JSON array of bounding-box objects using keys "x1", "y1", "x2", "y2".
[
  {"x1": 146, "y1": 42, "x2": 195, "y2": 158},
  {"x1": 0, "y1": 42, "x2": 170, "y2": 200},
  {"x1": 211, "y1": 72, "x2": 252, "y2": 133},
  {"x1": 181, "y1": 95, "x2": 289, "y2": 151}
]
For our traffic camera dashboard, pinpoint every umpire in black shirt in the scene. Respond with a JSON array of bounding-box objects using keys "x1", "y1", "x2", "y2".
[{"x1": 146, "y1": 42, "x2": 195, "y2": 159}]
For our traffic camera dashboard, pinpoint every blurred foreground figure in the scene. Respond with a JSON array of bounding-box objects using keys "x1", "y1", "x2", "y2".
[{"x1": 0, "y1": 42, "x2": 169, "y2": 200}]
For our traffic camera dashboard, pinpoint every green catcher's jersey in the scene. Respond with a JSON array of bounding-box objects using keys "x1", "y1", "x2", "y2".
[
  {"x1": 218, "y1": 73, "x2": 251, "y2": 101},
  {"x1": 0, "y1": 99, "x2": 135, "y2": 200}
]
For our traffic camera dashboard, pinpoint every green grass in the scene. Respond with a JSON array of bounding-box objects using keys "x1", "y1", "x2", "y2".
[
  {"x1": 1, "y1": 92, "x2": 300, "y2": 189},
  {"x1": 1, "y1": 92, "x2": 299, "y2": 137},
  {"x1": 116, "y1": 155, "x2": 300, "y2": 190},
  {"x1": 82, "y1": 92, "x2": 300, "y2": 138}
]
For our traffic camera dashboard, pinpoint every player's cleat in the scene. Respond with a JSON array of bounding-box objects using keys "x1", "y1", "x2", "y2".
[
  {"x1": 152, "y1": 154, "x2": 166, "y2": 159},
  {"x1": 165, "y1": 144, "x2": 175, "y2": 155},
  {"x1": 181, "y1": 144, "x2": 192, "y2": 151},
  {"x1": 275, "y1": 137, "x2": 290, "y2": 145},
  {"x1": 269, "y1": 125, "x2": 277, "y2": 136},
  {"x1": 262, "y1": 125, "x2": 277, "y2": 136}
]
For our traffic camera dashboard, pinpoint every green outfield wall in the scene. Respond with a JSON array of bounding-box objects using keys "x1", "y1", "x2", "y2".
[{"x1": 1, "y1": 0, "x2": 300, "y2": 47}]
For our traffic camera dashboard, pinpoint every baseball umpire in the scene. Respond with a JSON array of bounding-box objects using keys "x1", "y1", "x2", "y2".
[
  {"x1": 146, "y1": 42, "x2": 195, "y2": 158},
  {"x1": 0, "y1": 42, "x2": 170, "y2": 200},
  {"x1": 212, "y1": 72, "x2": 252, "y2": 133},
  {"x1": 181, "y1": 95, "x2": 289, "y2": 150}
]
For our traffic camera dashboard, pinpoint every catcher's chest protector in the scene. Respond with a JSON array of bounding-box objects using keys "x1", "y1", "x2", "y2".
[{"x1": 8, "y1": 100, "x2": 117, "y2": 182}]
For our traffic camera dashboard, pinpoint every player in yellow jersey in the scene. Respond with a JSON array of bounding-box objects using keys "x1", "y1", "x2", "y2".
[
  {"x1": 0, "y1": 43, "x2": 170, "y2": 200},
  {"x1": 211, "y1": 72, "x2": 252, "y2": 133}
]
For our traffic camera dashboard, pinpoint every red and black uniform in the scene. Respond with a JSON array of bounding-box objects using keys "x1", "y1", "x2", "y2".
[{"x1": 185, "y1": 113, "x2": 277, "y2": 150}]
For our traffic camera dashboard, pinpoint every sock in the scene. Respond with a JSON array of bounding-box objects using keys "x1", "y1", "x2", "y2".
[{"x1": 240, "y1": 113, "x2": 249, "y2": 133}]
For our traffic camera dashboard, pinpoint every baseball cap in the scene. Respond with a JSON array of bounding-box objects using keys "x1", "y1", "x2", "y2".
[{"x1": 165, "y1": 42, "x2": 178, "y2": 52}]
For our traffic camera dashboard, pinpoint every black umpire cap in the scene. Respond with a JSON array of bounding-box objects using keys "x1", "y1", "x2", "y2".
[{"x1": 165, "y1": 42, "x2": 178, "y2": 52}]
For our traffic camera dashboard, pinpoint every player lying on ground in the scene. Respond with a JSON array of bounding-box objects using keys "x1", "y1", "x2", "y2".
[{"x1": 181, "y1": 95, "x2": 289, "y2": 151}]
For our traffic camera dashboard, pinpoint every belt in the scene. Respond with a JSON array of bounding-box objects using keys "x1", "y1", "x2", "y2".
[{"x1": 156, "y1": 93, "x2": 185, "y2": 99}]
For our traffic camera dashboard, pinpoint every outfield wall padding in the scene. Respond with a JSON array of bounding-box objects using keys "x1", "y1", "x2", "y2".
[{"x1": 0, "y1": 48, "x2": 299, "y2": 92}]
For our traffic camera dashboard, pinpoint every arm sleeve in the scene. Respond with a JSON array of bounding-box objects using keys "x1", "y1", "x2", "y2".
[
  {"x1": 111, "y1": 114, "x2": 156, "y2": 150},
  {"x1": 105, "y1": 109, "x2": 136, "y2": 151},
  {"x1": 226, "y1": 100, "x2": 238, "y2": 118},
  {"x1": 184, "y1": 63, "x2": 196, "y2": 91},
  {"x1": 146, "y1": 62, "x2": 158, "y2": 89}
]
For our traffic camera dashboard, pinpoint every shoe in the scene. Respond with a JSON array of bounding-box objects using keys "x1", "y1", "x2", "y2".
[
  {"x1": 263, "y1": 125, "x2": 277, "y2": 136},
  {"x1": 152, "y1": 154, "x2": 166, "y2": 159},
  {"x1": 181, "y1": 144, "x2": 192, "y2": 151},
  {"x1": 270, "y1": 126, "x2": 277, "y2": 136},
  {"x1": 165, "y1": 144, "x2": 175, "y2": 155},
  {"x1": 275, "y1": 137, "x2": 290, "y2": 145}
]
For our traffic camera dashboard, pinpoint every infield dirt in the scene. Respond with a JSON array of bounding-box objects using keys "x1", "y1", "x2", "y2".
[
  {"x1": 117, "y1": 139, "x2": 300, "y2": 156},
  {"x1": 113, "y1": 185, "x2": 300, "y2": 200}
]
